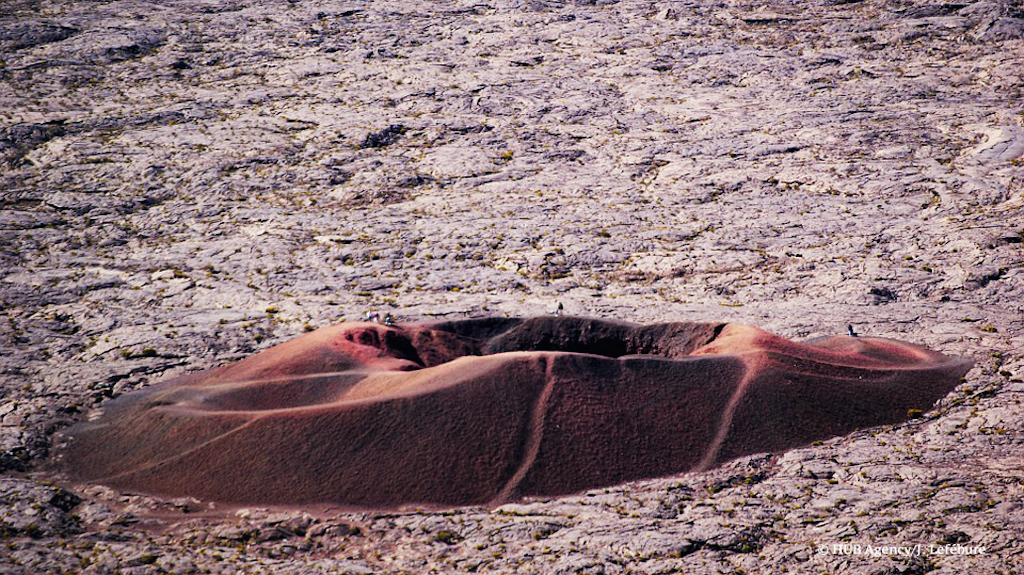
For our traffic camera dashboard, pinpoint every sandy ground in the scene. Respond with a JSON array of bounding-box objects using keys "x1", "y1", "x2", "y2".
[{"x1": 1, "y1": 0, "x2": 1023, "y2": 573}]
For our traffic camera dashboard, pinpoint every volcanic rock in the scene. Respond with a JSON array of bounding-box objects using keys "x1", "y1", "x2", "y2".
[{"x1": 3, "y1": 0, "x2": 1023, "y2": 571}]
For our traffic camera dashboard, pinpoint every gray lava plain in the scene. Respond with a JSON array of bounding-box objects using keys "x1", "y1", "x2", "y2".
[{"x1": 2, "y1": 0, "x2": 1023, "y2": 574}]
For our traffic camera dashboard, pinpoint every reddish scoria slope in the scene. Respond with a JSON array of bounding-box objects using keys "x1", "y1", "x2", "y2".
[{"x1": 55, "y1": 317, "x2": 972, "y2": 508}]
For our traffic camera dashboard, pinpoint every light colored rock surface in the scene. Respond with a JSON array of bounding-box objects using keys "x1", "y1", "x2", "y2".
[{"x1": 1, "y1": 0, "x2": 1022, "y2": 572}]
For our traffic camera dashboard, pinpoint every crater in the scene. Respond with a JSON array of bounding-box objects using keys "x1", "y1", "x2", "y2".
[{"x1": 53, "y1": 317, "x2": 972, "y2": 509}]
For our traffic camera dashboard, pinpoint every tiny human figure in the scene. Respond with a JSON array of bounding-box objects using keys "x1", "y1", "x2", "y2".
[
  {"x1": 848, "y1": 324, "x2": 858, "y2": 337},
  {"x1": 384, "y1": 313, "x2": 393, "y2": 326},
  {"x1": 365, "y1": 311, "x2": 380, "y2": 323},
  {"x1": 554, "y1": 302, "x2": 564, "y2": 316}
]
